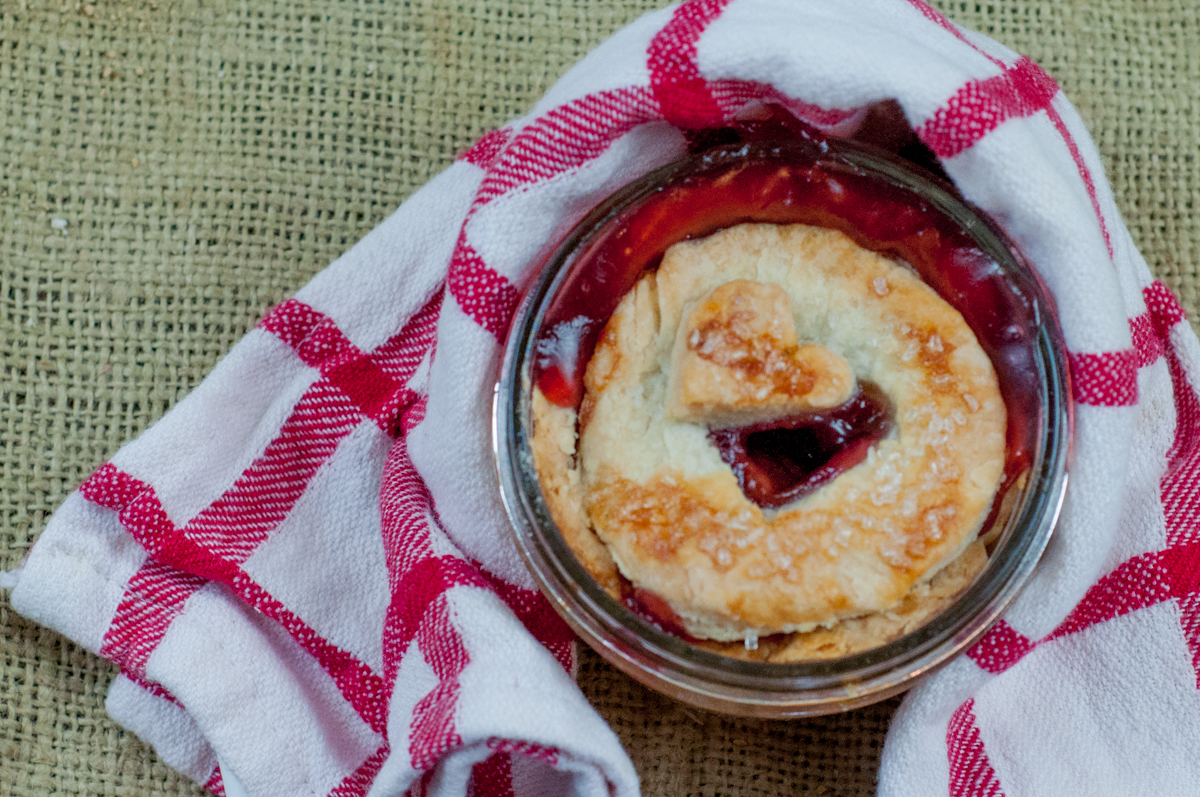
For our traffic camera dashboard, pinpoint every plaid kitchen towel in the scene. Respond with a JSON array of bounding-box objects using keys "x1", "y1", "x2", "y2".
[{"x1": 8, "y1": 0, "x2": 1200, "y2": 795}]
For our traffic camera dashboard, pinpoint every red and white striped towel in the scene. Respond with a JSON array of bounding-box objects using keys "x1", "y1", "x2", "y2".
[{"x1": 9, "y1": 1, "x2": 1200, "y2": 795}]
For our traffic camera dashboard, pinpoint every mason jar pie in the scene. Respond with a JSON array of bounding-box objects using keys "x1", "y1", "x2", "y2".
[{"x1": 494, "y1": 132, "x2": 1070, "y2": 716}]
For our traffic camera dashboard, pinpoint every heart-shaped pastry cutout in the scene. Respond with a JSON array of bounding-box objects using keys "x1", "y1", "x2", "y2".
[{"x1": 666, "y1": 279, "x2": 854, "y2": 427}]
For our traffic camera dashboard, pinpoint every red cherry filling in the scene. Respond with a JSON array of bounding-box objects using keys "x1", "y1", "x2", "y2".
[
  {"x1": 709, "y1": 382, "x2": 894, "y2": 509},
  {"x1": 619, "y1": 582, "x2": 699, "y2": 642}
]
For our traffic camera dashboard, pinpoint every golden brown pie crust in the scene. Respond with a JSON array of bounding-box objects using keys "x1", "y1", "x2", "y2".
[{"x1": 531, "y1": 223, "x2": 1005, "y2": 654}]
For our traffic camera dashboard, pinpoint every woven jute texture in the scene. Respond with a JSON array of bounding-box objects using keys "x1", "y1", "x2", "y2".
[{"x1": 2, "y1": 0, "x2": 1197, "y2": 794}]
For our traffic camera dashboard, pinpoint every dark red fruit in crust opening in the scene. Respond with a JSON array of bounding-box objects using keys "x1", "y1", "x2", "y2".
[{"x1": 709, "y1": 382, "x2": 894, "y2": 509}]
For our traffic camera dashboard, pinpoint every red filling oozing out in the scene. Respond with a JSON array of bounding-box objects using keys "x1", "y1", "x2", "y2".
[
  {"x1": 620, "y1": 582, "x2": 700, "y2": 643},
  {"x1": 534, "y1": 105, "x2": 1043, "y2": 518},
  {"x1": 709, "y1": 382, "x2": 894, "y2": 509}
]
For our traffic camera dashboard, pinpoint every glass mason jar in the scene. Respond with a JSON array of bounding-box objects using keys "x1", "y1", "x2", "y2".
[{"x1": 493, "y1": 136, "x2": 1071, "y2": 717}]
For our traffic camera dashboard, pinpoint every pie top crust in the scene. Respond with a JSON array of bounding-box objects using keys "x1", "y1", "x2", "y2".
[{"x1": 534, "y1": 222, "x2": 1005, "y2": 646}]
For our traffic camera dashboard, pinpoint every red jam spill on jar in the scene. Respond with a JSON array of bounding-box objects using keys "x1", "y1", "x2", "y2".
[
  {"x1": 710, "y1": 383, "x2": 894, "y2": 509},
  {"x1": 533, "y1": 116, "x2": 1043, "y2": 505}
]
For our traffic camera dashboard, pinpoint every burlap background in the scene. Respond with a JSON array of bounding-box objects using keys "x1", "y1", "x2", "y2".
[{"x1": 1, "y1": 0, "x2": 1197, "y2": 794}]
